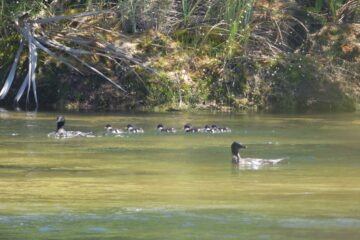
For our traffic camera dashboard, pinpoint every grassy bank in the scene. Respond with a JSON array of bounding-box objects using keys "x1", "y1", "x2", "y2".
[{"x1": 0, "y1": 0, "x2": 359, "y2": 112}]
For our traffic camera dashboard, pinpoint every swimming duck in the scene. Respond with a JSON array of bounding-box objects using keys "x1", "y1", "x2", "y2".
[
  {"x1": 204, "y1": 125, "x2": 216, "y2": 133},
  {"x1": 48, "y1": 115, "x2": 94, "y2": 138},
  {"x1": 126, "y1": 124, "x2": 144, "y2": 133},
  {"x1": 104, "y1": 124, "x2": 124, "y2": 135},
  {"x1": 212, "y1": 124, "x2": 231, "y2": 133},
  {"x1": 231, "y1": 141, "x2": 285, "y2": 167},
  {"x1": 157, "y1": 124, "x2": 176, "y2": 133},
  {"x1": 184, "y1": 123, "x2": 202, "y2": 133}
]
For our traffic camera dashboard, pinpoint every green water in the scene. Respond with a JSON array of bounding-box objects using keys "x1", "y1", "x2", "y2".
[{"x1": 0, "y1": 111, "x2": 359, "y2": 239}]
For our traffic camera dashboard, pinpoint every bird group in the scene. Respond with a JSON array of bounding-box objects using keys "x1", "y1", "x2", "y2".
[
  {"x1": 184, "y1": 124, "x2": 231, "y2": 133},
  {"x1": 49, "y1": 115, "x2": 285, "y2": 167},
  {"x1": 49, "y1": 115, "x2": 232, "y2": 138}
]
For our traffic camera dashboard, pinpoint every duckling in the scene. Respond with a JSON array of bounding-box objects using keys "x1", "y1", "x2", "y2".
[
  {"x1": 157, "y1": 124, "x2": 176, "y2": 133},
  {"x1": 184, "y1": 123, "x2": 202, "y2": 133},
  {"x1": 212, "y1": 124, "x2": 231, "y2": 133},
  {"x1": 126, "y1": 124, "x2": 144, "y2": 133},
  {"x1": 48, "y1": 115, "x2": 94, "y2": 138},
  {"x1": 104, "y1": 124, "x2": 124, "y2": 135},
  {"x1": 231, "y1": 141, "x2": 285, "y2": 167},
  {"x1": 204, "y1": 125, "x2": 216, "y2": 133}
]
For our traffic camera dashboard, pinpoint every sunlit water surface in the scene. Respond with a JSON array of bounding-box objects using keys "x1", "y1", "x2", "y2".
[{"x1": 0, "y1": 111, "x2": 359, "y2": 239}]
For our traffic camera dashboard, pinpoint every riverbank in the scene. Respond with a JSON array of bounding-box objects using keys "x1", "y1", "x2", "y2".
[{"x1": 0, "y1": 1, "x2": 359, "y2": 112}]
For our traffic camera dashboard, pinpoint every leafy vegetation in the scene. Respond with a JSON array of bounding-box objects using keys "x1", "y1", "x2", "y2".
[{"x1": 0, "y1": 0, "x2": 359, "y2": 112}]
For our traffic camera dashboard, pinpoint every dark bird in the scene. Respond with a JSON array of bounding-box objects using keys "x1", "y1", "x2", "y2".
[
  {"x1": 184, "y1": 123, "x2": 202, "y2": 133},
  {"x1": 126, "y1": 124, "x2": 144, "y2": 133},
  {"x1": 157, "y1": 124, "x2": 176, "y2": 133},
  {"x1": 211, "y1": 124, "x2": 231, "y2": 133},
  {"x1": 48, "y1": 115, "x2": 94, "y2": 138},
  {"x1": 104, "y1": 124, "x2": 124, "y2": 135}
]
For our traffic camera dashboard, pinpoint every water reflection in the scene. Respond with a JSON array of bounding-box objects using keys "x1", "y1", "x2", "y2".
[{"x1": 231, "y1": 162, "x2": 285, "y2": 172}]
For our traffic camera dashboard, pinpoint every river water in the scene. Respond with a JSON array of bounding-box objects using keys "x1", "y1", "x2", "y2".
[{"x1": 0, "y1": 111, "x2": 359, "y2": 239}]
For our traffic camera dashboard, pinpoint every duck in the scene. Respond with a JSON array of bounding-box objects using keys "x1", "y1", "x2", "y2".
[
  {"x1": 104, "y1": 124, "x2": 124, "y2": 135},
  {"x1": 126, "y1": 124, "x2": 144, "y2": 133},
  {"x1": 48, "y1": 115, "x2": 94, "y2": 138},
  {"x1": 212, "y1": 124, "x2": 231, "y2": 133},
  {"x1": 231, "y1": 141, "x2": 285, "y2": 167},
  {"x1": 184, "y1": 123, "x2": 202, "y2": 133},
  {"x1": 157, "y1": 124, "x2": 176, "y2": 133}
]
